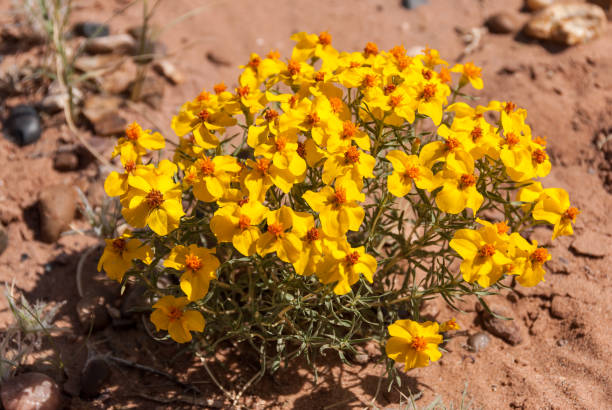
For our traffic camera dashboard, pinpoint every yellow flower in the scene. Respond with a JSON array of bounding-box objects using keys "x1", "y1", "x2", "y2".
[
  {"x1": 243, "y1": 157, "x2": 303, "y2": 201},
  {"x1": 417, "y1": 46, "x2": 448, "y2": 69},
  {"x1": 290, "y1": 31, "x2": 339, "y2": 63},
  {"x1": 164, "y1": 245, "x2": 220, "y2": 301},
  {"x1": 317, "y1": 241, "x2": 376, "y2": 295},
  {"x1": 532, "y1": 188, "x2": 579, "y2": 240},
  {"x1": 433, "y1": 156, "x2": 483, "y2": 214},
  {"x1": 210, "y1": 201, "x2": 269, "y2": 256},
  {"x1": 322, "y1": 145, "x2": 375, "y2": 189},
  {"x1": 385, "y1": 320, "x2": 443, "y2": 371},
  {"x1": 325, "y1": 120, "x2": 370, "y2": 153},
  {"x1": 302, "y1": 180, "x2": 365, "y2": 238},
  {"x1": 507, "y1": 233, "x2": 551, "y2": 287},
  {"x1": 150, "y1": 296, "x2": 205, "y2": 343},
  {"x1": 450, "y1": 222, "x2": 512, "y2": 288},
  {"x1": 187, "y1": 155, "x2": 241, "y2": 202},
  {"x1": 439, "y1": 318, "x2": 460, "y2": 332},
  {"x1": 104, "y1": 144, "x2": 142, "y2": 197},
  {"x1": 451, "y1": 62, "x2": 483, "y2": 90},
  {"x1": 413, "y1": 79, "x2": 450, "y2": 126},
  {"x1": 386, "y1": 150, "x2": 435, "y2": 197},
  {"x1": 97, "y1": 231, "x2": 152, "y2": 282},
  {"x1": 254, "y1": 129, "x2": 307, "y2": 177},
  {"x1": 120, "y1": 160, "x2": 184, "y2": 236},
  {"x1": 290, "y1": 212, "x2": 325, "y2": 276},
  {"x1": 112, "y1": 122, "x2": 165, "y2": 158},
  {"x1": 256, "y1": 206, "x2": 304, "y2": 264},
  {"x1": 172, "y1": 106, "x2": 237, "y2": 149}
]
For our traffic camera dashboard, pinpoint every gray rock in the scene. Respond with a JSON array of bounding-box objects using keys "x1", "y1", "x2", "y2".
[
  {"x1": 80, "y1": 357, "x2": 110, "y2": 398},
  {"x1": 467, "y1": 332, "x2": 491, "y2": 352},
  {"x1": 4, "y1": 105, "x2": 42, "y2": 146},
  {"x1": 153, "y1": 60, "x2": 184, "y2": 85},
  {"x1": 74, "y1": 22, "x2": 109, "y2": 38},
  {"x1": 0, "y1": 224, "x2": 7, "y2": 257},
  {"x1": 402, "y1": 0, "x2": 428, "y2": 9},
  {"x1": 1, "y1": 372, "x2": 61, "y2": 410},
  {"x1": 76, "y1": 295, "x2": 111, "y2": 332},
  {"x1": 74, "y1": 54, "x2": 123, "y2": 72},
  {"x1": 481, "y1": 305, "x2": 523, "y2": 345},
  {"x1": 485, "y1": 12, "x2": 519, "y2": 34},
  {"x1": 84, "y1": 34, "x2": 135, "y2": 55},
  {"x1": 38, "y1": 184, "x2": 77, "y2": 243},
  {"x1": 53, "y1": 151, "x2": 79, "y2": 172},
  {"x1": 524, "y1": 3, "x2": 607, "y2": 45}
]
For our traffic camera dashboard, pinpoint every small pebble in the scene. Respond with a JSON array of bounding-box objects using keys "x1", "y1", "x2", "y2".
[
  {"x1": 4, "y1": 105, "x2": 42, "y2": 146},
  {"x1": 402, "y1": 0, "x2": 428, "y2": 9},
  {"x1": 1, "y1": 372, "x2": 61, "y2": 410},
  {"x1": 74, "y1": 22, "x2": 109, "y2": 38},
  {"x1": 485, "y1": 12, "x2": 518, "y2": 34},
  {"x1": 467, "y1": 332, "x2": 491, "y2": 352}
]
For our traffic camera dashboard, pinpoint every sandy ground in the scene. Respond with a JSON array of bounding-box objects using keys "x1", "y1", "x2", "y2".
[{"x1": 1, "y1": 0, "x2": 612, "y2": 408}]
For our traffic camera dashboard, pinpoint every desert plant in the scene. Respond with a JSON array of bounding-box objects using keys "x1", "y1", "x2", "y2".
[{"x1": 96, "y1": 32, "x2": 578, "y2": 394}]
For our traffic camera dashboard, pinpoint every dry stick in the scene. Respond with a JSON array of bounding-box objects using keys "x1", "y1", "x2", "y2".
[
  {"x1": 50, "y1": 10, "x2": 116, "y2": 170},
  {"x1": 200, "y1": 357, "x2": 235, "y2": 402},
  {"x1": 107, "y1": 355, "x2": 202, "y2": 395},
  {"x1": 134, "y1": 392, "x2": 223, "y2": 408}
]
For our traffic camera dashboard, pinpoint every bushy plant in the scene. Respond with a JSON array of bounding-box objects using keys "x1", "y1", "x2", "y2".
[{"x1": 97, "y1": 32, "x2": 578, "y2": 383}]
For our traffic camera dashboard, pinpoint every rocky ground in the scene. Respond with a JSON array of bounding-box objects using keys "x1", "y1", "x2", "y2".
[{"x1": 0, "y1": 0, "x2": 611, "y2": 408}]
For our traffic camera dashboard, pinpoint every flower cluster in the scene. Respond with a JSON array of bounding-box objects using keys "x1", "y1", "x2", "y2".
[{"x1": 97, "y1": 32, "x2": 576, "y2": 373}]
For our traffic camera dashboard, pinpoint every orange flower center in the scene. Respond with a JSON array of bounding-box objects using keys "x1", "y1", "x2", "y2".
[
  {"x1": 405, "y1": 166, "x2": 420, "y2": 179},
  {"x1": 532, "y1": 149, "x2": 547, "y2": 164},
  {"x1": 306, "y1": 112, "x2": 320, "y2": 126},
  {"x1": 531, "y1": 248, "x2": 549, "y2": 264},
  {"x1": 214, "y1": 82, "x2": 226, "y2": 94},
  {"x1": 504, "y1": 101, "x2": 517, "y2": 114},
  {"x1": 397, "y1": 56, "x2": 411, "y2": 70},
  {"x1": 329, "y1": 97, "x2": 343, "y2": 114},
  {"x1": 124, "y1": 160, "x2": 136, "y2": 174},
  {"x1": 390, "y1": 95, "x2": 402, "y2": 108},
  {"x1": 439, "y1": 67, "x2": 452, "y2": 84},
  {"x1": 268, "y1": 222, "x2": 284, "y2": 238},
  {"x1": 334, "y1": 187, "x2": 347, "y2": 205},
  {"x1": 288, "y1": 95, "x2": 298, "y2": 108},
  {"x1": 267, "y1": 49, "x2": 280, "y2": 60},
  {"x1": 479, "y1": 244, "x2": 496, "y2": 257},
  {"x1": 238, "y1": 196, "x2": 249, "y2": 207},
  {"x1": 198, "y1": 109, "x2": 210, "y2": 122},
  {"x1": 314, "y1": 71, "x2": 326, "y2": 82},
  {"x1": 421, "y1": 83, "x2": 437, "y2": 101},
  {"x1": 200, "y1": 157, "x2": 215, "y2": 176},
  {"x1": 249, "y1": 56, "x2": 261, "y2": 68},
  {"x1": 496, "y1": 221, "x2": 509, "y2": 235},
  {"x1": 344, "y1": 146, "x2": 360, "y2": 164},
  {"x1": 342, "y1": 121, "x2": 356, "y2": 138},
  {"x1": 196, "y1": 90, "x2": 210, "y2": 101},
  {"x1": 411, "y1": 336, "x2": 427, "y2": 352},
  {"x1": 505, "y1": 132, "x2": 520, "y2": 147},
  {"x1": 349, "y1": 61, "x2": 361, "y2": 69},
  {"x1": 533, "y1": 136, "x2": 547, "y2": 146},
  {"x1": 126, "y1": 123, "x2": 141, "y2": 141},
  {"x1": 238, "y1": 214, "x2": 251, "y2": 230},
  {"x1": 256, "y1": 158, "x2": 271, "y2": 174},
  {"x1": 306, "y1": 227, "x2": 320, "y2": 242},
  {"x1": 383, "y1": 84, "x2": 396, "y2": 95},
  {"x1": 318, "y1": 31, "x2": 332, "y2": 46},
  {"x1": 345, "y1": 251, "x2": 360, "y2": 266},
  {"x1": 422, "y1": 69, "x2": 433, "y2": 80},
  {"x1": 363, "y1": 74, "x2": 377, "y2": 88},
  {"x1": 237, "y1": 85, "x2": 249, "y2": 97},
  {"x1": 185, "y1": 253, "x2": 202, "y2": 271},
  {"x1": 264, "y1": 109, "x2": 279, "y2": 122},
  {"x1": 274, "y1": 136, "x2": 287, "y2": 152},
  {"x1": 470, "y1": 126, "x2": 483, "y2": 142},
  {"x1": 167, "y1": 307, "x2": 182, "y2": 322},
  {"x1": 390, "y1": 45, "x2": 405, "y2": 59},
  {"x1": 445, "y1": 137, "x2": 460, "y2": 152},
  {"x1": 562, "y1": 207, "x2": 579, "y2": 222},
  {"x1": 145, "y1": 189, "x2": 164, "y2": 209},
  {"x1": 460, "y1": 174, "x2": 476, "y2": 188},
  {"x1": 463, "y1": 62, "x2": 481, "y2": 78},
  {"x1": 297, "y1": 141, "x2": 306, "y2": 158},
  {"x1": 112, "y1": 238, "x2": 126, "y2": 253},
  {"x1": 364, "y1": 42, "x2": 378, "y2": 57},
  {"x1": 288, "y1": 59, "x2": 301, "y2": 76}
]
